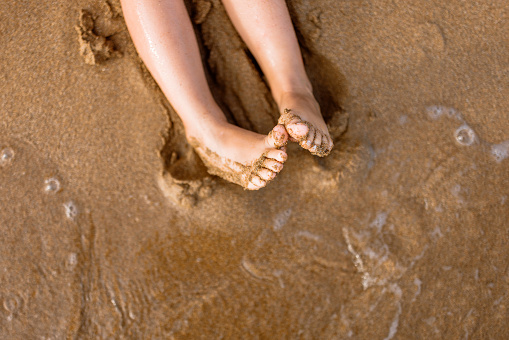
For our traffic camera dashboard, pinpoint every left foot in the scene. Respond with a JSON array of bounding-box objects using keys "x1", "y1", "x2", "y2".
[
  {"x1": 186, "y1": 119, "x2": 289, "y2": 190},
  {"x1": 277, "y1": 91, "x2": 333, "y2": 157}
]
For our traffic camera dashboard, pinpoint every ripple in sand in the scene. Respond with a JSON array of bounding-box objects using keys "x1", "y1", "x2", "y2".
[
  {"x1": 2, "y1": 293, "x2": 24, "y2": 314},
  {"x1": 0, "y1": 147, "x2": 15, "y2": 166}
]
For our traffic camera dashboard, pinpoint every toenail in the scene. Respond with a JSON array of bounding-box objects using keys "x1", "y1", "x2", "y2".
[
  {"x1": 306, "y1": 140, "x2": 312, "y2": 147},
  {"x1": 271, "y1": 163, "x2": 282, "y2": 171}
]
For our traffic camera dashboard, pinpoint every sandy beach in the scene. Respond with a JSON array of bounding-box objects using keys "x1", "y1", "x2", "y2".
[{"x1": 1, "y1": 0, "x2": 508, "y2": 338}]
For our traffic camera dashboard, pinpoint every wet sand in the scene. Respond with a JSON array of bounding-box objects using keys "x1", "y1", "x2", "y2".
[{"x1": 1, "y1": 0, "x2": 508, "y2": 338}]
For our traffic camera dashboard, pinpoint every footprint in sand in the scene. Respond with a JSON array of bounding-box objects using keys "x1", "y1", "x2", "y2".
[
  {"x1": 75, "y1": 7, "x2": 123, "y2": 65},
  {"x1": 158, "y1": 144, "x2": 216, "y2": 208},
  {"x1": 158, "y1": 172, "x2": 215, "y2": 208}
]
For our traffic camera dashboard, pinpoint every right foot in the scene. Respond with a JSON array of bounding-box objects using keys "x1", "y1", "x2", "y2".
[
  {"x1": 277, "y1": 91, "x2": 333, "y2": 157},
  {"x1": 186, "y1": 119, "x2": 289, "y2": 190}
]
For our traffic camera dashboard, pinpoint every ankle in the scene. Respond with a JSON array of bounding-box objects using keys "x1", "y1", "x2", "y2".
[
  {"x1": 272, "y1": 78, "x2": 314, "y2": 108},
  {"x1": 183, "y1": 113, "x2": 227, "y2": 141}
]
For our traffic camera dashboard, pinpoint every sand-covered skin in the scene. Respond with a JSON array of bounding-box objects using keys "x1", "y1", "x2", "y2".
[
  {"x1": 1, "y1": 0, "x2": 509, "y2": 338},
  {"x1": 279, "y1": 108, "x2": 333, "y2": 157}
]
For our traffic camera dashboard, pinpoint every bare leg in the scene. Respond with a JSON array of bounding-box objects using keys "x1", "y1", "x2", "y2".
[
  {"x1": 221, "y1": 0, "x2": 333, "y2": 156},
  {"x1": 121, "y1": 0, "x2": 288, "y2": 189}
]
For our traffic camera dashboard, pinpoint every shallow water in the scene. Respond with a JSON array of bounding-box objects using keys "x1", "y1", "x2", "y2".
[{"x1": 2, "y1": 0, "x2": 509, "y2": 338}]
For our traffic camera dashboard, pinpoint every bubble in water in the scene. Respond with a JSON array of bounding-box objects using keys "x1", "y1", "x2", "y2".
[
  {"x1": 44, "y1": 178, "x2": 61, "y2": 193},
  {"x1": 491, "y1": 140, "x2": 509, "y2": 163},
  {"x1": 0, "y1": 147, "x2": 14, "y2": 165},
  {"x1": 426, "y1": 106, "x2": 442, "y2": 119},
  {"x1": 64, "y1": 201, "x2": 78, "y2": 220},
  {"x1": 2, "y1": 294, "x2": 23, "y2": 313},
  {"x1": 369, "y1": 211, "x2": 388, "y2": 232},
  {"x1": 66, "y1": 253, "x2": 78, "y2": 269},
  {"x1": 454, "y1": 125, "x2": 476, "y2": 146},
  {"x1": 426, "y1": 105, "x2": 462, "y2": 120}
]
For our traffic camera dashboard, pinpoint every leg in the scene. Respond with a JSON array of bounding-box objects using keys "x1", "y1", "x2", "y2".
[
  {"x1": 121, "y1": 0, "x2": 288, "y2": 189},
  {"x1": 221, "y1": 0, "x2": 333, "y2": 156}
]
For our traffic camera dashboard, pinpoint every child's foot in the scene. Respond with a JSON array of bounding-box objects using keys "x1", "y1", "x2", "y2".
[
  {"x1": 277, "y1": 91, "x2": 333, "y2": 157},
  {"x1": 186, "y1": 120, "x2": 288, "y2": 190}
]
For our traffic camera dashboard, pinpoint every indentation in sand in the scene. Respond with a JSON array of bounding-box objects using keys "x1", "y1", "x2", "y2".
[
  {"x1": 75, "y1": 9, "x2": 122, "y2": 65},
  {"x1": 192, "y1": 0, "x2": 212, "y2": 24},
  {"x1": 158, "y1": 172, "x2": 215, "y2": 208}
]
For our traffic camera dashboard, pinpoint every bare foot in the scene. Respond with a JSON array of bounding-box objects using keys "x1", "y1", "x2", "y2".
[
  {"x1": 278, "y1": 91, "x2": 333, "y2": 157},
  {"x1": 186, "y1": 120, "x2": 288, "y2": 190}
]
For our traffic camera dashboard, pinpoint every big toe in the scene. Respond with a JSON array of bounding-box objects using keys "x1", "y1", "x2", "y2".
[
  {"x1": 266, "y1": 124, "x2": 289, "y2": 148},
  {"x1": 287, "y1": 122, "x2": 309, "y2": 141}
]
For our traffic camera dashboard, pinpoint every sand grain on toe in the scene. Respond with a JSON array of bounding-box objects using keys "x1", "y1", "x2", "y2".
[{"x1": 279, "y1": 108, "x2": 333, "y2": 157}]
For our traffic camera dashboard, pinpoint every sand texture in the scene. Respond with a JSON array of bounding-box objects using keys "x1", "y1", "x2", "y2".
[{"x1": 1, "y1": 0, "x2": 508, "y2": 338}]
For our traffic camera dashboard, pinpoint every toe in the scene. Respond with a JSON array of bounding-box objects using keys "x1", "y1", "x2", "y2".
[
  {"x1": 247, "y1": 182, "x2": 261, "y2": 190},
  {"x1": 266, "y1": 124, "x2": 288, "y2": 148},
  {"x1": 266, "y1": 149, "x2": 287, "y2": 162},
  {"x1": 313, "y1": 131, "x2": 323, "y2": 147},
  {"x1": 263, "y1": 159, "x2": 284, "y2": 172},
  {"x1": 250, "y1": 175, "x2": 267, "y2": 188},
  {"x1": 326, "y1": 135, "x2": 334, "y2": 152},
  {"x1": 323, "y1": 136, "x2": 334, "y2": 152},
  {"x1": 310, "y1": 132, "x2": 323, "y2": 154},
  {"x1": 257, "y1": 168, "x2": 276, "y2": 181},
  {"x1": 300, "y1": 127, "x2": 315, "y2": 150},
  {"x1": 287, "y1": 122, "x2": 309, "y2": 141}
]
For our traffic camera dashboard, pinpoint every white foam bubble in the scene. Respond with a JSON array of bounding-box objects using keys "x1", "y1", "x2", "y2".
[
  {"x1": 64, "y1": 201, "x2": 78, "y2": 220},
  {"x1": 451, "y1": 184, "x2": 464, "y2": 204},
  {"x1": 44, "y1": 178, "x2": 61, "y2": 193},
  {"x1": 67, "y1": 253, "x2": 78, "y2": 267},
  {"x1": 412, "y1": 278, "x2": 422, "y2": 302},
  {"x1": 370, "y1": 212, "x2": 388, "y2": 232},
  {"x1": 426, "y1": 105, "x2": 444, "y2": 119},
  {"x1": 491, "y1": 140, "x2": 509, "y2": 163},
  {"x1": 0, "y1": 147, "x2": 14, "y2": 166},
  {"x1": 426, "y1": 105, "x2": 461, "y2": 120},
  {"x1": 296, "y1": 230, "x2": 321, "y2": 241},
  {"x1": 343, "y1": 227, "x2": 378, "y2": 289},
  {"x1": 454, "y1": 125, "x2": 476, "y2": 146},
  {"x1": 383, "y1": 284, "x2": 402, "y2": 340},
  {"x1": 273, "y1": 208, "x2": 292, "y2": 231}
]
